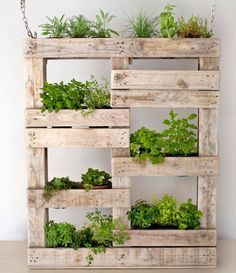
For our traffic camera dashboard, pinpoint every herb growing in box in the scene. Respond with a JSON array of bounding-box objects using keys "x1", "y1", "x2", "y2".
[
  {"x1": 126, "y1": 10, "x2": 159, "y2": 38},
  {"x1": 81, "y1": 168, "x2": 111, "y2": 192},
  {"x1": 40, "y1": 76, "x2": 110, "y2": 115},
  {"x1": 66, "y1": 15, "x2": 91, "y2": 38},
  {"x1": 45, "y1": 210, "x2": 130, "y2": 265},
  {"x1": 159, "y1": 4, "x2": 178, "y2": 38},
  {"x1": 39, "y1": 15, "x2": 68, "y2": 38}
]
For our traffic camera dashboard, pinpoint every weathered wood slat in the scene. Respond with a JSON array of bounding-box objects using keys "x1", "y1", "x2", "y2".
[
  {"x1": 28, "y1": 247, "x2": 216, "y2": 268},
  {"x1": 26, "y1": 128, "x2": 129, "y2": 148},
  {"x1": 111, "y1": 57, "x2": 131, "y2": 229},
  {"x1": 28, "y1": 189, "x2": 130, "y2": 208},
  {"x1": 118, "y1": 229, "x2": 216, "y2": 247},
  {"x1": 111, "y1": 70, "x2": 220, "y2": 90},
  {"x1": 25, "y1": 109, "x2": 130, "y2": 128},
  {"x1": 25, "y1": 58, "x2": 46, "y2": 108},
  {"x1": 111, "y1": 90, "x2": 219, "y2": 108},
  {"x1": 198, "y1": 58, "x2": 219, "y2": 229},
  {"x1": 112, "y1": 157, "x2": 219, "y2": 177},
  {"x1": 24, "y1": 38, "x2": 220, "y2": 58}
]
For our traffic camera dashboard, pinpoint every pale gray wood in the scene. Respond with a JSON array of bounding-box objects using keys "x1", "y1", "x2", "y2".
[
  {"x1": 28, "y1": 247, "x2": 216, "y2": 268},
  {"x1": 25, "y1": 109, "x2": 130, "y2": 128},
  {"x1": 111, "y1": 70, "x2": 220, "y2": 90},
  {"x1": 111, "y1": 90, "x2": 219, "y2": 108},
  {"x1": 26, "y1": 128, "x2": 129, "y2": 148},
  {"x1": 112, "y1": 157, "x2": 219, "y2": 177},
  {"x1": 24, "y1": 38, "x2": 220, "y2": 58},
  {"x1": 28, "y1": 189, "x2": 130, "y2": 208}
]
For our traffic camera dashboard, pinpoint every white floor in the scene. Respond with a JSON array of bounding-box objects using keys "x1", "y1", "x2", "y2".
[{"x1": 0, "y1": 241, "x2": 235, "y2": 273}]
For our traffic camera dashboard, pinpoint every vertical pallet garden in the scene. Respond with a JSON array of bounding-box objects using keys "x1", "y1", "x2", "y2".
[{"x1": 24, "y1": 38, "x2": 220, "y2": 268}]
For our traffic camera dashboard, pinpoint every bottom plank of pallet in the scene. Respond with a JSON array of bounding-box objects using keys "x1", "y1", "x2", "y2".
[{"x1": 28, "y1": 247, "x2": 216, "y2": 268}]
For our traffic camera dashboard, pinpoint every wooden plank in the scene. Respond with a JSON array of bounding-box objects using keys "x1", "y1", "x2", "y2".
[
  {"x1": 26, "y1": 128, "x2": 129, "y2": 148},
  {"x1": 118, "y1": 229, "x2": 216, "y2": 247},
  {"x1": 28, "y1": 189, "x2": 130, "y2": 208},
  {"x1": 111, "y1": 70, "x2": 220, "y2": 90},
  {"x1": 24, "y1": 38, "x2": 220, "y2": 58},
  {"x1": 27, "y1": 148, "x2": 48, "y2": 247},
  {"x1": 25, "y1": 58, "x2": 46, "y2": 108},
  {"x1": 198, "y1": 57, "x2": 219, "y2": 229},
  {"x1": 111, "y1": 57, "x2": 131, "y2": 228},
  {"x1": 111, "y1": 90, "x2": 219, "y2": 108},
  {"x1": 25, "y1": 109, "x2": 130, "y2": 128},
  {"x1": 112, "y1": 157, "x2": 219, "y2": 177},
  {"x1": 28, "y1": 247, "x2": 216, "y2": 268},
  {"x1": 26, "y1": 148, "x2": 48, "y2": 188}
]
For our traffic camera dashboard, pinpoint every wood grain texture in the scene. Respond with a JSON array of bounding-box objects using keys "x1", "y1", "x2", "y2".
[
  {"x1": 198, "y1": 57, "x2": 219, "y2": 229},
  {"x1": 24, "y1": 38, "x2": 220, "y2": 58},
  {"x1": 26, "y1": 128, "x2": 129, "y2": 148},
  {"x1": 112, "y1": 157, "x2": 219, "y2": 177},
  {"x1": 28, "y1": 247, "x2": 216, "y2": 268},
  {"x1": 28, "y1": 189, "x2": 130, "y2": 208},
  {"x1": 25, "y1": 58, "x2": 46, "y2": 108},
  {"x1": 117, "y1": 229, "x2": 216, "y2": 247},
  {"x1": 111, "y1": 57, "x2": 131, "y2": 228},
  {"x1": 111, "y1": 90, "x2": 219, "y2": 108},
  {"x1": 111, "y1": 70, "x2": 220, "y2": 90},
  {"x1": 25, "y1": 109, "x2": 130, "y2": 128}
]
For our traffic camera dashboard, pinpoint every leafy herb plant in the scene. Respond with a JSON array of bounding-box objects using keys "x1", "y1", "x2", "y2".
[
  {"x1": 90, "y1": 10, "x2": 119, "y2": 38},
  {"x1": 159, "y1": 4, "x2": 178, "y2": 38},
  {"x1": 39, "y1": 15, "x2": 68, "y2": 38},
  {"x1": 66, "y1": 15, "x2": 91, "y2": 38},
  {"x1": 40, "y1": 76, "x2": 110, "y2": 115},
  {"x1": 43, "y1": 177, "x2": 77, "y2": 201},
  {"x1": 81, "y1": 168, "x2": 111, "y2": 192},
  {"x1": 45, "y1": 210, "x2": 130, "y2": 265},
  {"x1": 161, "y1": 110, "x2": 198, "y2": 156},
  {"x1": 127, "y1": 195, "x2": 203, "y2": 230},
  {"x1": 127, "y1": 10, "x2": 159, "y2": 38},
  {"x1": 177, "y1": 16, "x2": 213, "y2": 38}
]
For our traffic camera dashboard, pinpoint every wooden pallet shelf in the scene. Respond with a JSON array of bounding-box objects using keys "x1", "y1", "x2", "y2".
[
  {"x1": 24, "y1": 37, "x2": 220, "y2": 269},
  {"x1": 28, "y1": 189, "x2": 130, "y2": 208},
  {"x1": 25, "y1": 109, "x2": 130, "y2": 128},
  {"x1": 26, "y1": 128, "x2": 129, "y2": 148},
  {"x1": 28, "y1": 247, "x2": 216, "y2": 268},
  {"x1": 112, "y1": 157, "x2": 219, "y2": 177}
]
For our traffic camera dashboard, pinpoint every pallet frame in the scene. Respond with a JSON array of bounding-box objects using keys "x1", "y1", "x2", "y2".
[{"x1": 24, "y1": 38, "x2": 220, "y2": 268}]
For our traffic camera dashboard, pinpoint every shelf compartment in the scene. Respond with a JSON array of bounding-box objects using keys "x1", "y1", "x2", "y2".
[
  {"x1": 112, "y1": 157, "x2": 219, "y2": 177},
  {"x1": 28, "y1": 189, "x2": 130, "y2": 208},
  {"x1": 26, "y1": 128, "x2": 129, "y2": 148}
]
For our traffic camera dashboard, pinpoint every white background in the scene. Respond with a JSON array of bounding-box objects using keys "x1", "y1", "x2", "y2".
[{"x1": 0, "y1": 0, "x2": 235, "y2": 240}]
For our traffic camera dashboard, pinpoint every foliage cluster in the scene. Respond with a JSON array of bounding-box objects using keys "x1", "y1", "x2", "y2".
[
  {"x1": 40, "y1": 76, "x2": 110, "y2": 115},
  {"x1": 127, "y1": 194, "x2": 202, "y2": 230},
  {"x1": 130, "y1": 110, "x2": 198, "y2": 164},
  {"x1": 45, "y1": 210, "x2": 130, "y2": 265}
]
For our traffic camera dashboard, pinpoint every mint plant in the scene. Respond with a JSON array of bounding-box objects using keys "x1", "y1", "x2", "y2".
[
  {"x1": 39, "y1": 15, "x2": 68, "y2": 38},
  {"x1": 159, "y1": 4, "x2": 178, "y2": 38},
  {"x1": 67, "y1": 15, "x2": 91, "y2": 38},
  {"x1": 127, "y1": 10, "x2": 159, "y2": 38},
  {"x1": 81, "y1": 168, "x2": 111, "y2": 192}
]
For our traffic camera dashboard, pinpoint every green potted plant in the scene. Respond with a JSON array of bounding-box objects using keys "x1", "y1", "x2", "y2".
[{"x1": 81, "y1": 168, "x2": 112, "y2": 192}]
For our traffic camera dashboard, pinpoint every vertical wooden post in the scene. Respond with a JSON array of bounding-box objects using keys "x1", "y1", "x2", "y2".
[
  {"x1": 111, "y1": 57, "x2": 131, "y2": 228},
  {"x1": 198, "y1": 57, "x2": 219, "y2": 229},
  {"x1": 25, "y1": 57, "x2": 48, "y2": 247}
]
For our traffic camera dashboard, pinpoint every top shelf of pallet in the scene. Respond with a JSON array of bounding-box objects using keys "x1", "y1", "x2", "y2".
[{"x1": 24, "y1": 38, "x2": 220, "y2": 59}]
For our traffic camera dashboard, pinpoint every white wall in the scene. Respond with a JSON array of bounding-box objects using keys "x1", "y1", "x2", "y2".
[{"x1": 0, "y1": 0, "x2": 235, "y2": 240}]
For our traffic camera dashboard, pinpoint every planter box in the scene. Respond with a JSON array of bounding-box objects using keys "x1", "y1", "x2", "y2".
[
  {"x1": 25, "y1": 109, "x2": 129, "y2": 128},
  {"x1": 28, "y1": 247, "x2": 216, "y2": 268},
  {"x1": 26, "y1": 128, "x2": 129, "y2": 148},
  {"x1": 28, "y1": 189, "x2": 130, "y2": 208},
  {"x1": 112, "y1": 157, "x2": 219, "y2": 177}
]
